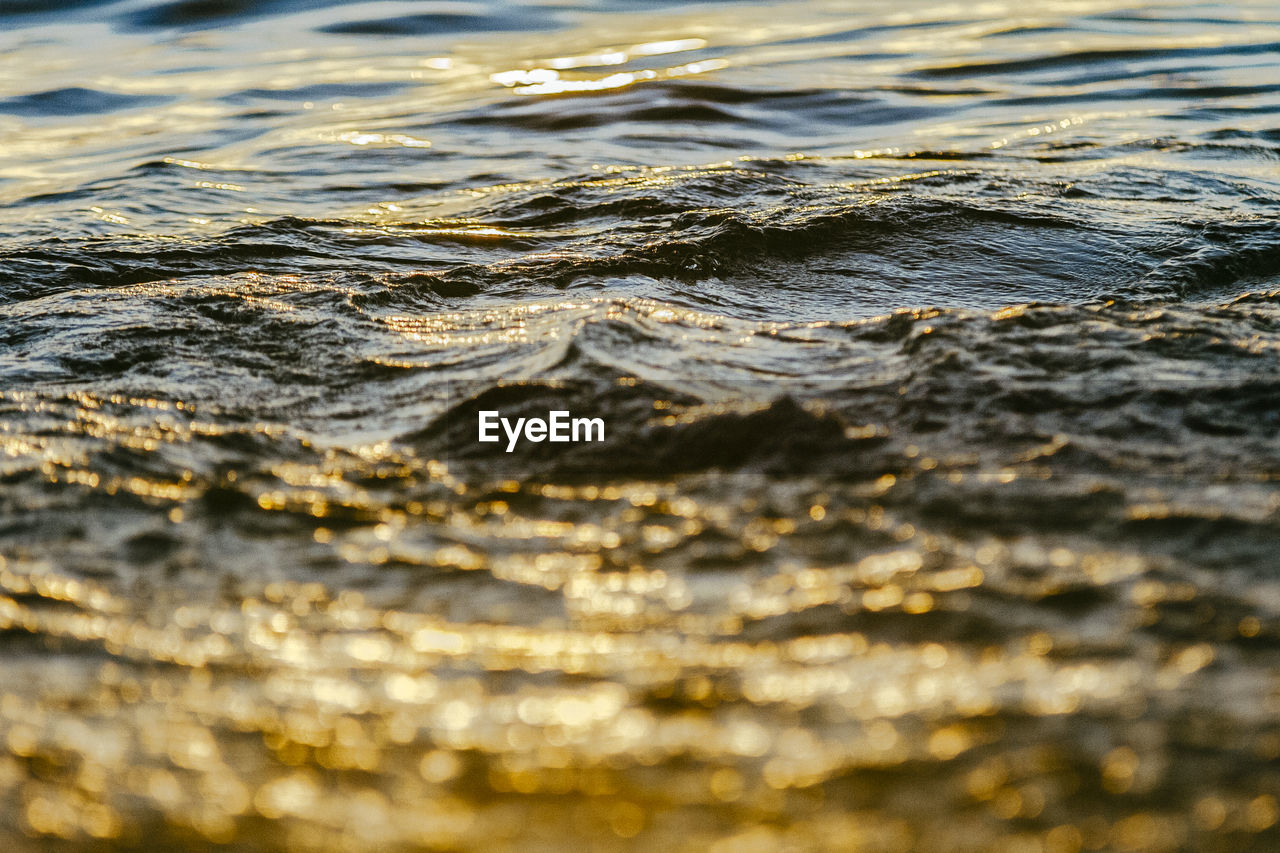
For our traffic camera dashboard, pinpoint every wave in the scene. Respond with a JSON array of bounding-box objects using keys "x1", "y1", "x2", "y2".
[{"x1": 6, "y1": 156, "x2": 1278, "y2": 315}]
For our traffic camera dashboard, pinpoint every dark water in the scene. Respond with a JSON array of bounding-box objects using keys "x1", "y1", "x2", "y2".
[{"x1": 1, "y1": 0, "x2": 1279, "y2": 850}]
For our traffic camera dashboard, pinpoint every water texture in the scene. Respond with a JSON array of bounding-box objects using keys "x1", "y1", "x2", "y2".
[{"x1": 0, "y1": 0, "x2": 1279, "y2": 850}]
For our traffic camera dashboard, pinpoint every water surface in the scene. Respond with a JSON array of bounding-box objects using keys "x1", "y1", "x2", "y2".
[{"x1": 1, "y1": 1, "x2": 1279, "y2": 850}]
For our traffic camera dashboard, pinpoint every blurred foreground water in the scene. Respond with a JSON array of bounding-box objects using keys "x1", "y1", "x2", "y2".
[{"x1": 1, "y1": 0, "x2": 1279, "y2": 850}]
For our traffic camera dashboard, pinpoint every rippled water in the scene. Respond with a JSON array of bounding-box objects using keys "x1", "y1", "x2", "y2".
[{"x1": 1, "y1": 0, "x2": 1279, "y2": 850}]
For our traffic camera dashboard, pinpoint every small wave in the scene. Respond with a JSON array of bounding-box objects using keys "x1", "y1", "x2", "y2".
[
  {"x1": 6, "y1": 156, "x2": 1276, "y2": 315},
  {"x1": 0, "y1": 87, "x2": 172, "y2": 117},
  {"x1": 319, "y1": 11, "x2": 559, "y2": 37},
  {"x1": 913, "y1": 41, "x2": 1280, "y2": 79}
]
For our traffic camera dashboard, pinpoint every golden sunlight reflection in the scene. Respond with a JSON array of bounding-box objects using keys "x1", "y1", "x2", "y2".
[
  {"x1": 0, "y1": 480, "x2": 1265, "y2": 852},
  {"x1": 491, "y1": 59, "x2": 730, "y2": 96},
  {"x1": 2, "y1": 342, "x2": 1276, "y2": 844},
  {"x1": 331, "y1": 131, "x2": 431, "y2": 148}
]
